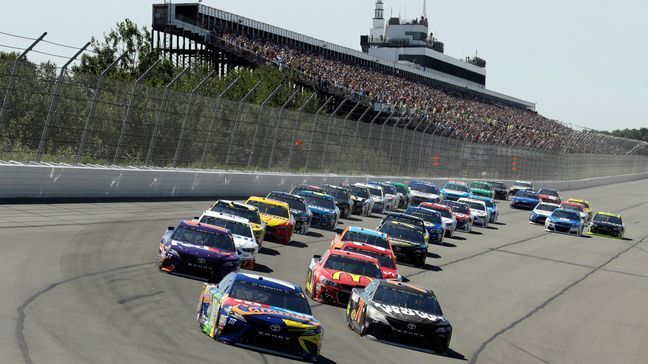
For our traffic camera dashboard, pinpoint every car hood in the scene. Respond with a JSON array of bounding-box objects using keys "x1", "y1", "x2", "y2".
[
  {"x1": 261, "y1": 214, "x2": 290, "y2": 227},
  {"x1": 514, "y1": 196, "x2": 539, "y2": 203},
  {"x1": 549, "y1": 216, "x2": 581, "y2": 225},
  {"x1": 308, "y1": 206, "x2": 336, "y2": 215},
  {"x1": 442, "y1": 189, "x2": 469, "y2": 196},
  {"x1": 540, "y1": 194, "x2": 560, "y2": 201},
  {"x1": 320, "y1": 268, "x2": 375, "y2": 287},
  {"x1": 532, "y1": 209, "x2": 554, "y2": 217},
  {"x1": 170, "y1": 241, "x2": 237, "y2": 260},
  {"x1": 222, "y1": 298, "x2": 321, "y2": 328},
  {"x1": 412, "y1": 191, "x2": 439, "y2": 199},
  {"x1": 390, "y1": 237, "x2": 425, "y2": 248},
  {"x1": 232, "y1": 235, "x2": 258, "y2": 250},
  {"x1": 591, "y1": 221, "x2": 623, "y2": 228},
  {"x1": 371, "y1": 303, "x2": 448, "y2": 325}
]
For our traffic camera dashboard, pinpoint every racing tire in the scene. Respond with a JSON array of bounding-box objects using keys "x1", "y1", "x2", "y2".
[{"x1": 414, "y1": 255, "x2": 426, "y2": 268}]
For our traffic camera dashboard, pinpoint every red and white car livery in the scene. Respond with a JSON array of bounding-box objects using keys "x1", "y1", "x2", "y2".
[
  {"x1": 338, "y1": 241, "x2": 400, "y2": 281},
  {"x1": 538, "y1": 188, "x2": 562, "y2": 205}
]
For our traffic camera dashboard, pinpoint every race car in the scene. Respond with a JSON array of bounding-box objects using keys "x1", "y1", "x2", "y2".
[
  {"x1": 369, "y1": 182, "x2": 399, "y2": 211},
  {"x1": 404, "y1": 206, "x2": 445, "y2": 244},
  {"x1": 440, "y1": 181, "x2": 471, "y2": 201},
  {"x1": 291, "y1": 184, "x2": 325, "y2": 195},
  {"x1": 561, "y1": 201, "x2": 589, "y2": 223},
  {"x1": 211, "y1": 200, "x2": 265, "y2": 246},
  {"x1": 356, "y1": 183, "x2": 387, "y2": 214},
  {"x1": 158, "y1": 220, "x2": 241, "y2": 282},
  {"x1": 487, "y1": 181, "x2": 509, "y2": 200},
  {"x1": 378, "y1": 221, "x2": 428, "y2": 267},
  {"x1": 538, "y1": 188, "x2": 562, "y2": 205},
  {"x1": 420, "y1": 202, "x2": 457, "y2": 237},
  {"x1": 198, "y1": 211, "x2": 259, "y2": 269},
  {"x1": 510, "y1": 190, "x2": 541, "y2": 210},
  {"x1": 306, "y1": 249, "x2": 383, "y2": 306},
  {"x1": 545, "y1": 208, "x2": 584, "y2": 236},
  {"x1": 567, "y1": 199, "x2": 593, "y2": 221},
  {"x1": 588, "y1": 212, "x2": 625, "y2": 239},
  {"x1": 246, "y1": 197, "x2": 294, "y2": 244},
  {"x1": 471, "y1": 195, "x2": 499, "y2": 223},
  {"x1": 469, "y1": 181, "x2": 495, "y2": 199},
  {"x1": 441, "y1": 200, "x2": 473, "y2": 233},
  {"x1": 339, "y1": 241, "x2": 401, "y2": 281},
  {"x1": 529, "y1": 202, "x2": 561, "y2": 224},
  {"x1": 458, "y1": 198, "x2": 491, "y2": 227},
  {"x1": 378, "y1": 212, "x2": 429, "y2": 243},
  {"x1": 386, "y1": 181, "x2": 413, "y2": 209},
  {"x1": 409, "y1": 181, "x2": 442, "y2": 206},
  {"x1": 331, "y1": 226, "x2": 393, "y2": 251},
  {"x1": 346, "y1": 280, "x2": 452, "y2": 354},
  {"x1": 321, "y1": 184, "x2": 353, "y2": 219},
  {"x1": 298, "y1": 191, "x2": 340, "y2": 231},
  {"x1": 197, "y1": 273, "x2": 322, "y2": 362},
  {"x1": 345, "y1": 184, "x2": 375, "y2": 216},
  {"x1": 509, "y1": 180, "x2": 534, "y2": 196},
  {"x1": 266, "y1": 191, "x2": 312, "y2": 235}
]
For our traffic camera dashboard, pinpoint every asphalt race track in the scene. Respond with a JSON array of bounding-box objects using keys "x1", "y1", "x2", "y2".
[{"x1": 1, "y1": 178, "x2": 647, "y2": 364}]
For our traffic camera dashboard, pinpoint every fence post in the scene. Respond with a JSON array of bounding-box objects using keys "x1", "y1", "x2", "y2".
[
  {"x1": 319, "y1": 99, "x2": 348, "y2": 170},
  {"x1": 247, "y1": 83, "x2": 283, "y2": 168},
  {"x1": 397, "y1": 116, "x2": 416, "y2": 176},
  {"x1": 0, "y1": 32, "x2": 47, "y2": 129},
  {"x1": 76, "y1": 52, "x2": 127, "y2": 164},
  {"x1": 267, "y1": 90, "x2": 298, "y2": 169},
  {"x1": 387, "y1": 115, "x2": 406, "y2": 175},
  {"x1": 374, "y1": 112, "x2": 395, "y2": 175},
  {"x1": 287, "y1": 93, "x2": 317, "y2": 170},
  {"x1": 304, "y1": 97, "x2": 333, "y2": 170},
  {"x1": 417, "y1": 121, "x2": 434, "y2": 173},
  {"x1": 361, "y1": 106, "x2": 385, "y2": 171},
  {"x1": 172, "y1": 69, "x2": 215, "y2": 167},
  {"x1": 144, "y1": 66, "x2": 189, "y2": 166},
  {"x1": 406, "y1": 119, "x2": 426, "y2": 175},
  {"x1": 224, "y1": 80, "x2": 261, "y2": 166},
  {"x1": 200, "y1": 76, "x2": 241, "y2": 167},
  {"x1": 36, "y1": 41, "x2": 90, "y2": 162}
]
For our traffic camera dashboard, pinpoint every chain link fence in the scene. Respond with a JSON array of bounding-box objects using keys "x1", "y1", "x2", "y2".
[{"x1": 1, "y1": 57, "x2": 647, "y2": 181}]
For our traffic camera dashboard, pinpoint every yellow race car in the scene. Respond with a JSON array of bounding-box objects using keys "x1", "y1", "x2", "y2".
[
  {"x1": 246, "y1": 197, "x2": 294, "y2": 244},
  {"x1": 567, "y1": 198, "x2": 593, "y2": 221},
  {"x1": 210, "y1": 200, "x2": 266, "y2": 246}
]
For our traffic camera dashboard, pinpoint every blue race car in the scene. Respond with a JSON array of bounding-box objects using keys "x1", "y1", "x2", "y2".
[
  {"x1": 298, "y1": 191, "x2": 340, "y2": 231},
  {"x1": 441, "y1": 181, "x2": 471, "y2": 201},
  {"x1": 471, "y1": 195, "x2": 499, "y2": 223},
  {"x1": 544, "y1": 208, "x2": 585, "y2": 236},
  {"x1": 511, "y1": 190, "x2": 541, "y2": 210},
  {"x1": 197, "y1": 273, "x2": 323, "y2": 362},
  {"x1": 404, "y1": 206, "x2": 445, "y2": 244}
]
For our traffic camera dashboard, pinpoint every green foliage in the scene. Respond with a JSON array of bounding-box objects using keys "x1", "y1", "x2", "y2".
[{"x1": 608, "y1": 128, "x2": 648, "y2": 143}]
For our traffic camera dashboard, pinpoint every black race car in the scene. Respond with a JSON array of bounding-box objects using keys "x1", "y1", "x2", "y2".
[
  {"x1": 321, "y1": 184, "x2": 353, "y2": 219},
  {"x1": 487, "y1": 181, "x2": 509, "y2": 200},
  {"x1": 378, "y1": 212, "x2": 427, "y2": 233},
  {"x1": 346, "y1": 280, "x2": 452, "y2": 354},
  {"x1": 344, "y1": 184, "x2": 374, "y2": 216},
  {"x1": 267, "y1": 191, "x2": 312, "y2": 235}
]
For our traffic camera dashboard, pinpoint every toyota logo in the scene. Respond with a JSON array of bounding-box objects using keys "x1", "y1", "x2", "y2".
[
  {"x1": 407, "y1": 323, "x2": 416, "y2": 331},
  {"x1": 197, "y1": 258, "x2": 206, "y2": 264},
  {"x1": 270, "y1": 324, "x2": 281, "y2": 332}
]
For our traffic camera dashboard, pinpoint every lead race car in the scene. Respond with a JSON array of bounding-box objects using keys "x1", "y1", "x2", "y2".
[{"x1": 197, "y1": 273, "x2": 323, "y2": 362}]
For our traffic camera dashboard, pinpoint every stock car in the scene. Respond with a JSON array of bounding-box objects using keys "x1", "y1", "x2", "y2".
[
  {"x1": 339, "y1": 241, "x2": 401, "y2": 281},
  {"x1": 510, "y1": 190, "x2": 541, "y2": 210},
  {"x1": 246, "y1": 197, "x2": 294, "y2": 244},
  {"x1": 346, "y1": 280, "x2": 452, "y2": 354},
  {"x1": 440, "y1": 181, "x2": 471, "y2": 201},
  {"x1": 588, "y1": 212, "x2": 625, "y2": 239},
  {"x1": 378, "y1": 221, "x2": 428, "y2": 267},
  {"x1": 458, "y1": 198, "x2": 491, "y2": 227},
  {"x1": 567, "y1": 199, "x2": 593, "y2": 221},
  {"x1": 197, "y1": 273, "x2": 323, "y2": 362},
  {"x1": 345, "y1": 184, "x2": 375, "y2": 216},
  {"x1": 529, "y1": 202, "x2": 561, "y2": 224},
  {"x1": 331, "y1": 226, "x2": 393, "y2": 251},
  {"x1": 357, "y1": 183, "x2": 388, "y2": 214},
  {"x1": 306, "y1": 249, "x2": 383, "y2": 306},
  {"x1": 420, "y1": 202, "x2": 457, "y2": 237},
  {"x1": 538, "y1": 188, "x2": 562, "y2": 205},
  {"x1": 404, "y1": 206, "x2": 445, "y2": 245},
  {"x1": 378, "y1": 213, "x2": 429, "y2": 243},
  {"x1": 322, "y1": 184, "x2": 353, "y2": 219},
  {"x1": 158, "y1": 220, "x2": 241, "y2": 282},
  {"x1": 298, "y1": 191, "x2": 340, "y2": 231},
  {"x1": 291, "y1": 184, "x2": 325, "y2": 195},
  {"x1": 487, "y1": 181, "x2": 509, "y2": 200},
  {"x1": 469, "y1": 181, "x2": 495, "y2": 199},
  {"x1": 509, "y1": 180, "x2": 534, "y2": 196},
  {"x1": 409, "y1": 181, "x2": 442, "y2": 206},
  {"x1": 545, "y1": 208, "x2": 585, "y2": 236},
  {"x1": 561, "y1": 201, "x2": 589, "y2": 223},
  {"x1": 471, "y1": 195, "x2": 499, "y2": 223},
  {"x1": 211, "y1": 200, "x2": 266, "y2": 246},
  {"x1": 442, "y1": 200, "x2": 474, "y2": 233},
  {"x1": 198, "y1": 211, "x2": 259, "y2": 269},
  {"x1": 386, "y1": 181, "x2": 413, "y2": 209},
  {"x1": 267, "y1": 192, "x2": 312, "y2": 235},
  {"x1": 369, "y1": 182, "x2": 400, "y2": 211}
]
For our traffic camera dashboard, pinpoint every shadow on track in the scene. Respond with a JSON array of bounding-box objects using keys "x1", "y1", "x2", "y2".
[
  {"x1": 259, "y1": 247, "x2": 280, "y2": 256},
  {"x1": 290, "y1": 241, "x2": 309, "y2": 248},
  {"x1": 440, "y1": 242, "x2": 458, "y2": 248},
  {"x1": 485, "y1": 226, "x2": 499, "y2": 230},
  {"x1": 450, "y1": 235, "x2": 467, "y2": 241},
  {"x1": 469, "y1": 231, "x2": 483, "y2": 236},
  {"x1": 306, "y1": 231, "x2": 325, "y2": 238},
  {"x1": 427, "y1": 252, "x2": 442, "y2": 259},
  {"x1": 345, "y1": 217, "x2": 363, "y2": 222},
  {"x1": 252, "y1": 263, "x2": 273, "y2": 274},
  {"x1": 493, "y1": 222, "x2": 507, "y2": 226},
  {"x1": 317, "y1": 355, "x2": 338, "y2": 364}
]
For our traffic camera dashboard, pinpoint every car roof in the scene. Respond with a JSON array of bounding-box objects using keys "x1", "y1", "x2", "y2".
[
  {"x1": 268, "y1": 191, "x2": 305, "y2": 201},
  {"x1": 385, "y1": 212, "x2": 423, "y2": 221},
  {"x1": 596, "y1": 211, "x2": 621, "y2": 218},
  {"x1": 514, "y1": 180, "x2": 532, "y2": 184},
  {"x1": 215, "y1": 200, "x2": 259, "y2": 212},
  {"x1": 201, "y1": 211, "x2": 250, "y2": 224},
  {"x1": 445, "y1": 181, "x2": 467, "y2": 186},
  {"x1": 421, "y1": 202, "x2": 450, "y2": 211},
  {"x1": 378, "y1": 280, "x2": 431, "y2": 295},
  {"x1": 536, "y1": 202, "x2": 561, "y2": 208},
  {"x1": 471, "y1": 195, "x2": 494, "y2": 202},
  {"x1": 341, "y1": 241, "x2": 390, "y2": 254},
  {"x1": 347, "y1": 226, "x2": 387, "y2": 238},
  {"x1": 568, "y1": 198, "x2": 590, "y2": 204},
  {"x1": 181, "y1": 220, "x2": 231, "y2": 235},
  {"x1": 328, "y1": 249, "x2": 381, "y2": 264},
  {"x1": 459, "y1": 198, "x2": 486, "y2": 205},
  {"x1": 235, "y1": 272, "x2": 299, "y2": 292},
  {"x1": 554, "y1": 208, "x2": 580, "y2": 216},
  {"x1": 299, "y1": 191, "x2": 334, "y2": 200},
  {"x1": 247, "y1": 196, "x2": 290, "y2": 208},
  {"x1": 562, "y1": 201, "x2": 584, "y2": 208},
  {"x1": 381, "y1": 220, "x2": 419, "y2": 230},
  {"x1": 407, "y1": 206, "x2": 441, "y2": 215}
]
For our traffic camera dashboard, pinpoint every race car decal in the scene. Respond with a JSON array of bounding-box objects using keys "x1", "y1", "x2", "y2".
[
  {"x1": 375, "y1": 303, "x2": 444, "y2": 322},
  {"x1": 354, "y1": 299, "x2": 365, "y2": 321},
  {"x1": 230, "y1": 304, "x2": 319, "y2": 325},
  {"x1": 332, "y1": 271, "x2": 364, "y2": 283}
]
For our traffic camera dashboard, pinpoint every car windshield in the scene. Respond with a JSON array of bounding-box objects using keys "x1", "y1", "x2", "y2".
[
  {"x1": 471, "y1": 182, "x2": 491, "y2": 190},
  {"x1": 553, "y1": 210, "x2": 580, "y2": 220},
  {"x1": 489, "y1": 182, "x2": 506, "y2": 189},
  {"x1": 379, "y1": 224, "x2": 425, "y2": 244},
  {"x1": 349, "y1": 186, "x2": 369, "y2": 199},
  {"x1": 570, "y1": 200, "x2": 590, "y2": 208},
  {"x1": 445, "y1": 183, "x2": 468, "y2": 192},
  {"x1": 373, "y1": 286, "x2": 441, "y2": 314},
  {"x1": 405, "y1": 208, "x2": 442, "y2": 224},
  {"x1": 199, "y1": 216, "x2": 253, "y2": 238},
  {"x1": 343, "y1": 247, "x2": 396, "y2": 269},
  {"x1": 229, "y1": 280, "x2": 311, "y2": 315},
  {"x1": 425, "y1": 206, "x2": 452, "y2": 219},
  {"x1": 342, "y1": 231, "x2": 390, "y2": 250},
  {"x1": 292, "y1": 186, "x2": 319, "y2": 195},
  {"x1": 171, "y1": 226, "x2": 236, "y2": 251},
  {"x1": 482, "y1": 200, "x2": 495, "y2": 208},
  {"x1": 324, "y1": 187, "x2": 349, "y2": 200},
  {"x1": 516, "y1": 182, "x2": 533, "y2": 188},
  {"x1": 323, "y1": 255, "x2": 382, "y2": 278},
  {"x1": 411, "y1": 183, "x2": 439, "y2": 194},
  {"x1": 303, "y1": 195, "x2": 336, "y2": 210},
  {"x1": 268, "y1": 194, "x2": 306, "y2": 212},
  {"x1": 247, "y1": 201, "x2": 289, "y2": 218},
  {"x1": 212, "y1": 204, "x2": 262, "y2": 225},
  {"x1": 536, "y1": 204, "x2": 558, "y2": 212},
  {"x1": 368, "y1": 187, "x2": 383, "y2": 197},
  {"x1": 517, "y1": 190, "x2": 538, "y2": 198},
  {"x1": 562, "y1": 204, "x2": 584, "y2": 213},
  {"x1": 466, "y1": 201, "x2": 486, "y2": 211},
  {"x1": 449, "y1": 204, "x2": 470, "y2": 215},
  {"x1": 593, "y1": 214, "x2": 622, "y2": 225},
  {"x1": 539, "y1": 189, "x2": 559, "y2": 197}
]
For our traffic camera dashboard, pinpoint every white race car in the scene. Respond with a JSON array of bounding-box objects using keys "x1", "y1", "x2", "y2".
[
  {"x1": 357, "y1": 183, "x2": 388, "y2": 214},
  {"x1": 458, "y1": 198, "x2": 491, "y2": 228},
  {"x1": 198, "y1": 211, "x2": 258, "y2": 269},
  {"x1": 529, "y1": 202, "x2": 561, "y2": 224}
]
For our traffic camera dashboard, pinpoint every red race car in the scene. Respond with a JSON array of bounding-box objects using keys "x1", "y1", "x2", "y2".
[
  {"x1": 442, "y1": 200, "x2": 474, "y2": 233},
  {"x1": 538, "y1": 188, "x2": 562, "y2": 205},
  {"x1": 339, "y1": 241, "x2": 400, "y2": 281},
  {"x1": 305, "y1": 249, "x2": 383, "y2": 306},
  {"x1": 420, "y1": 202, "x2": 457, "y2": 237}
]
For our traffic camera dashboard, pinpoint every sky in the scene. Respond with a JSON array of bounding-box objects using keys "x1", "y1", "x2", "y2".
[{"x1": 1, "y1": 0, "x2": 646, "y2": 131}]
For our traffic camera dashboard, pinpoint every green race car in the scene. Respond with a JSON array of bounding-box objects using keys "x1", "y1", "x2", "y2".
[
  {"x1": 469, "y1": 182, "x2": 495, "y2": 199},
  {"x1": 587, "y1": 212, "x2": 625, "y2": 239}
]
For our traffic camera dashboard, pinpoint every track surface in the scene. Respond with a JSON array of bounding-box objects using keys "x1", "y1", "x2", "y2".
[{"x1": 1, "y1": 179, "x2": 647, "y2": 364}]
